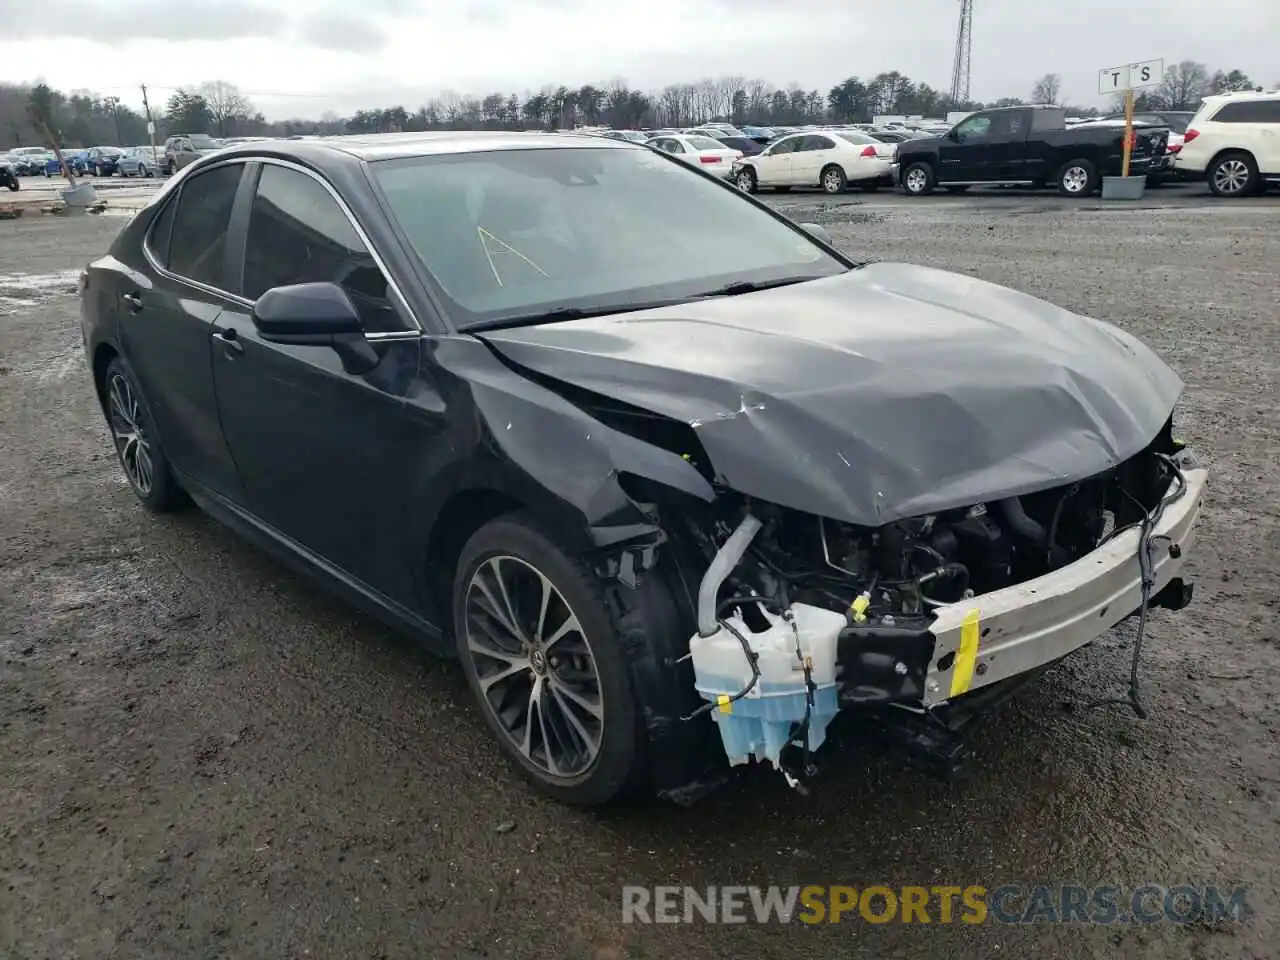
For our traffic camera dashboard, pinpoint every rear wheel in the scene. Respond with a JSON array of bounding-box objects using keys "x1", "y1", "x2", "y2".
[
  {"x1": 902, "y1": 162, "x2": 935, "y2": 196},
  {"x1": 453, "y1": 514, "x2": 646, "y2": 806},
  {"x1": 820, "y1": 164, "x2": 847, "y2": 194},
  {"x1": 102, "y1": 358, "x2": 186, "y2": 512},
  {"x1": 1207, "y1": 152, "x2": 1259, "y2": 197},
  {"x1": 1057, "y1": 159, "x2": 1097, "y2": 196}
]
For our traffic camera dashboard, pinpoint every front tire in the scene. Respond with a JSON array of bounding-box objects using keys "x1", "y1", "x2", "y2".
[
  {"x1": 820, "y1": 164, "x2": 847, "y2": 194},
  {"x1": 5, "y1": 178, "x2": 17, "y2": 192},
  {"x1": 735, "y1": 166, "x2": 758, "y2": 193},
  {"x1": 453, "y1": 514, "x2": 645, "y2": 806},
  {"x1": 1207, "y1": 152, "x2": 1260, "y2": 197},
  {"x1": 1057, "y1": 159, "x2": 1098, "y2": 196},
  {"x1": 102, "y1": 358, "x2": 186, "y2": 512},
  {"x1": 902, "y1": 161, "x2": 935, "y2": 196}
]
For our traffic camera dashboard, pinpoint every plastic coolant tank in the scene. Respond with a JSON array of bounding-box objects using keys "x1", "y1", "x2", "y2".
[{"x1": 689, "y1": 603, "x2": 847, "y2": 768}]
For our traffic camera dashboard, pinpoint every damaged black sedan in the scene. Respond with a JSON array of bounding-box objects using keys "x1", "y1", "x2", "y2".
[{"x1": 79, "y1": 132, "x2": 1206, "y2": 806}]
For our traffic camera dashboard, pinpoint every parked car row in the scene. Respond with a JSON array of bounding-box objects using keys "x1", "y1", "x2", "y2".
[
  {"x1": 1, "y1": 134, "x2": 233, "y2": 182},
  {"x1": 584, "y1": 122, "x2": 908, "y2": 194},
  {"x1": 585, "y1": 90, "x2": 1278, "y2": 199}
]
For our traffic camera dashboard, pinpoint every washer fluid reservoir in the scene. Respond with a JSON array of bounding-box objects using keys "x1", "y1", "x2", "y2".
[{"x1": 689, "y1": 603, "x2": 846, "y2": 768}]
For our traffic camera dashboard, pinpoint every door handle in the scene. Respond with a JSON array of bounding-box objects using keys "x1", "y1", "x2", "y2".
[
  {"x1": 121, "y1": 292, "x2": 142, "y2": 312},
  {"x1": 212, "y1": 327, "x2": 244, "y2": 355}
]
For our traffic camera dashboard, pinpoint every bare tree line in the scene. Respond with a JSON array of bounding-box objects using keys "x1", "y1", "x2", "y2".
[{"x1": 2, "y1": 60, "x2": 1267, "y2": 149}]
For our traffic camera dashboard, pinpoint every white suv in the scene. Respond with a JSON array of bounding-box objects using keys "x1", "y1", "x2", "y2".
[{"x1": 1175, "y1": 90, "x2": 1280, "y2": 197}]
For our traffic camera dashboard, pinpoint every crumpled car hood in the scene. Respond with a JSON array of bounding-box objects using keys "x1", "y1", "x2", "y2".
[{"x1": 477, "y1": 262, "x2": 1183, "y2": 526}]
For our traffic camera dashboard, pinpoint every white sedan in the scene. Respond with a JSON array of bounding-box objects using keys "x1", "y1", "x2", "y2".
[
  {"x1": 731, "y1": 130, "x2": 893, "y2": 194},
  {"x1": 646, "y1": 134, "x2": 743, "y2": 179}
]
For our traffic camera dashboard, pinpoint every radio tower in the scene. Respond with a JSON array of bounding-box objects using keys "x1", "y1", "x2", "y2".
[{"x1": 949, "y1": 0, "x2": 974, "y2": 105}]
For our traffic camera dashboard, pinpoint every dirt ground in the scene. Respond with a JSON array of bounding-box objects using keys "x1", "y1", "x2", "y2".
[{"x1": 1, "y1": 190, "x2": 1277, "y2": 960}]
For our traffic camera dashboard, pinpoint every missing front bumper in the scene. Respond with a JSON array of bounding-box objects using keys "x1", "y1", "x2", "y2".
[{"x1": 920, "y1": 467, "x2": 1206, "y2": 707}]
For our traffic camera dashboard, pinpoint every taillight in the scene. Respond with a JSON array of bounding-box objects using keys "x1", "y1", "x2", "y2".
[
  {"x1": 1183, "y1": 128, "x2": 1199, "y2": 143},
  {"x1": 860, "y1": 145, "x2": 878, "y2": 157},
  {"x1": 699, "y1": 155, "x2": 721, "y2": 164},
  {"x1": 1168, "y1": 143, "x2": 1182, "y2": 153}
]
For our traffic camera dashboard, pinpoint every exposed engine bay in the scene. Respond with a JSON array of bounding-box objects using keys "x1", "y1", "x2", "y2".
[
  {"x1": 670, "y1": 419, "x2": 1198, "y2": 792},
  {"x1": 726, "y1": 425, "x2": 1178, "y2": 617}
]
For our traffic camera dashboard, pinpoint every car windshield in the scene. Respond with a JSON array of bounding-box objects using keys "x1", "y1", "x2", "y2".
[
  {"x1": 371, "y1": 146, "x2": 846, "y2": 328},
  {"x1": 190, "y1": 136, "x2": 218, "y2": 149},
  {"x1": 686, "y1": 136, "x2": 725, "y2": 151},
  {"x1": 832, "y1": 131, "x2": 877, "y2": 145},
  {"x1": 1156, "y1": 114, "x2": 1191, "y2": 133}
]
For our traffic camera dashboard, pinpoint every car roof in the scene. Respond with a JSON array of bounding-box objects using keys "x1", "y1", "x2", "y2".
[
  {"x1": 1202, "y1": 89, "x2": 1279, "y2": 103},
  {"x1": 215, "y1": 130, "x2": 633, "y2": 165}
]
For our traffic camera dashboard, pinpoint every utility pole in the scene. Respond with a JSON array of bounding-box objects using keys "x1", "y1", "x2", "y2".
[{"x1": 140, "y1": 84, "x2": 158, "y2": 166}]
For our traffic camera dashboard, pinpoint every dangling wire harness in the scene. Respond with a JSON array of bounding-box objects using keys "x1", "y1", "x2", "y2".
[{"x1": 1089, "y1": 451, "x2": 1188, "y2": 718}]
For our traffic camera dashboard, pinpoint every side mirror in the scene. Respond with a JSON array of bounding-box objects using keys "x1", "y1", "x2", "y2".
[
  {"x1": 252, "y1": 282, "x2": 379, "y2": 375},
  {"x1": 798, "y1": 222, "x2": 833, "y2": 246}
]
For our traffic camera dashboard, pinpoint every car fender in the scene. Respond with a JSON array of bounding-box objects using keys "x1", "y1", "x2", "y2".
[
  {"x1": 409, "y1": 335, "x2": 724, "y2": 798},
  {"x1": 405, "y1": 336, "x2": 715, "y2": 606}
]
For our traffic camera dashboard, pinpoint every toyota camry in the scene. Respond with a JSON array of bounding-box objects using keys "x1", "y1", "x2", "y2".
[{"x1": 79, "y1": 132, "x2": 1206, "y2": 805}]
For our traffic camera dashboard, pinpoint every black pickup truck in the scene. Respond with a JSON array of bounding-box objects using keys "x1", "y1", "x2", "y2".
[{"x1": 894, "y1": 105, "x2": 1169, "y2": 197}]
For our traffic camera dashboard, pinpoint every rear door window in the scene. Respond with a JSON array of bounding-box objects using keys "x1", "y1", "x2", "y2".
[
  {"x1": 1030, "y1": 108, "x2": 1065, "y2": 131},
  {"x1": 1213, "y1": 100, "x2": 1280, "y2": 123},
  {"x1": 163, "y1": 163, "x2": 244, "y2": 289}
]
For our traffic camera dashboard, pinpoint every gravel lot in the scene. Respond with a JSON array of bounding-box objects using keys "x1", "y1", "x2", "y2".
[{"x1": 1, "y1": 191, "x2": 1278, "y2": 960}]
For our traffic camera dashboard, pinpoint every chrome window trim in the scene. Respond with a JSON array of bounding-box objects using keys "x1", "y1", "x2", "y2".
[
  {"x1": 141, "y1": 155, "x2": 423, "y2": 334},
  {"x1": 142, "y1": 160, "x2": 254, "y2": 308}
]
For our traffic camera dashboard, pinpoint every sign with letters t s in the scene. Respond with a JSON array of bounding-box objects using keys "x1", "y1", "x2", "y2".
[{"x1": 1098, "y1": 59, "x2": 1165, "y2": 94}]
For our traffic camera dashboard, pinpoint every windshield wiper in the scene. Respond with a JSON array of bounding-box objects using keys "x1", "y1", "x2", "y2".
[
  {"x1": 464, "y1": 274, "x2": 849, "y2": 333},
  {"x1": 465, "y1": 300, "x2": 681, "y2": 333},
  {"x1": 692, "y1": 276, "x2": 819, "y2": 298}
]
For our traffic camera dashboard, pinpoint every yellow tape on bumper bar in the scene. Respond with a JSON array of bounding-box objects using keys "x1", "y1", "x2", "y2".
[{"x1": 949, "y1": 609, "x2": 982, "y2": 698}]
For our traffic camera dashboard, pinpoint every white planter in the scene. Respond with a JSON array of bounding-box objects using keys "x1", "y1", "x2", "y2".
[
  {"x1": 1101, "y1": 175, "x2": 1146, "y2": 201},
  {"x1": 60, "y1": 183, "x2": 99, "y2": 207}
]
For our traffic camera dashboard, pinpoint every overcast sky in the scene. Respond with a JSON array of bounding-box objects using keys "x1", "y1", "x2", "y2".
[{"x1": 2, "y1": 0, "x2": 1274, "y2": 119}]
